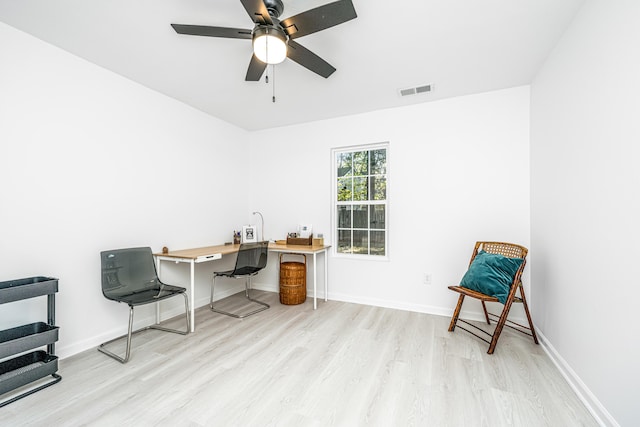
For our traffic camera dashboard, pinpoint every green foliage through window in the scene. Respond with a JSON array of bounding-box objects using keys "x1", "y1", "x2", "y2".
[{"x1": 334, "y1": 145, "x2": 388, "y2": 256}]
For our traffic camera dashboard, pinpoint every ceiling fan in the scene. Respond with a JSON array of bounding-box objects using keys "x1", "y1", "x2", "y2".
[{"x1": 171, "y1": 0, "x2": 357, "y2": 81}]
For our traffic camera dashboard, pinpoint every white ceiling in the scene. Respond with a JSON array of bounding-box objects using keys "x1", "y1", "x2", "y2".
[{"x1": 0, "y1": 0, "x2": 584, "y2": 131}]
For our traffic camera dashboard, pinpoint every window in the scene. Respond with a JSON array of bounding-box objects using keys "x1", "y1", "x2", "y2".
[{"x1": 333, "y1": 143, "x2": 388, "y2": 257}]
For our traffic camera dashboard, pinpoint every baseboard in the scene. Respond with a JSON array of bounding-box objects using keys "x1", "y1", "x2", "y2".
[
  {"x1": 326, "y1": 291, "x2": 453, "y2": 318},
  {"x1": 537, "y1": 330, "x2": 619, "y2": 427},
  {"x1": 58, "y1": 328, "x2": 123, "y2": 359},
  {"x1": 249, "y1": 285, "x2": 454, "y2": 317},
  {"x1": 324, "y1": 292, "x2": 617, "y2": 426},
  {"x1": 57, "y1": 286, "x2": 243, "y2": 359},
  {"x1": 252, "y1": 285, "x2": 524, "y2": 323},
  {"x1": 57, "y1": 309, "x2": 191, "y2": 359},
  {"x1": 58, "y1": 285, "x2": 617, "y2": 427},
  {"x1": 251, "y1": 282, "x2": 279, "y2": 293}
]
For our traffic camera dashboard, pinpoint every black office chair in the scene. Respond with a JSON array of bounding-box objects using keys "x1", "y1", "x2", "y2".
[
  {"x1": 99, "y1": 247, "x2": 190, "y2": 363},
  {"x1": 210, "y1": 241, "x2": 270, "y2": 318}
]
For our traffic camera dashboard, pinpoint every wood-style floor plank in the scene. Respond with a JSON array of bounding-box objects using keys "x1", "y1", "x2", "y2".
[{"x1": 0, "y1": 291, "x2": 597, "y2": 426}]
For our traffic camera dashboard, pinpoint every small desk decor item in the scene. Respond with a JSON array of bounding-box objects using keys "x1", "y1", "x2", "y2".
[
  {"x1": 242, "y1": 225, "x2": 257, "y2": 243},
  {"x1": 287, "y1": 232, "x2": 313, "y2": 245},
  {"x1": 233, "y1": 231, "x2": 241, "y2": 245},
  {"x1": 298, "y1": 224, "x2": 313, "y2": 238}
]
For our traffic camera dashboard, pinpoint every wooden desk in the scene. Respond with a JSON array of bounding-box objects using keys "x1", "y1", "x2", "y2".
[{"x1": 155, "y1": 243, "x2": 330, "y2": 331}]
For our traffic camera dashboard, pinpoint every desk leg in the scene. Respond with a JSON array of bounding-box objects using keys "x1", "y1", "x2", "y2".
[
  {"x1": 190, "y1": 260, "x2": 195, "y2": 333},
  {"x1": 324, "y1": 249, "x2": 328, "y2": 302},
  {"x1": 313, "y1": 252, "x2": 317, "y2": 310},
  {"x1": 155, "y1": 258, "x2": 162, "y2": 324}
]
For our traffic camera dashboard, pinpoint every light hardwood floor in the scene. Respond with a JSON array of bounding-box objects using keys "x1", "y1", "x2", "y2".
[{"x1": 0, "y1": 291, "x2": 597, "y2": 426}]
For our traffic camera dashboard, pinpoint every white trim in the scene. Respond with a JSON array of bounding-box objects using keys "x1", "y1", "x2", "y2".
[
  {"x1": 65, "y1": 282, "x2": 617, "y2": 427},
  {"x1": 332, "y1": 141, "x2": 390, "y2": 154},
  {"x1": 537, "y1": 330, "x2": 619, "y2": 427},
  {"x1": 325, "y1": 291, "x2": 616, "y2": 426},
  {"x1": 331, "y1": 142, "x2": 390, "y2": 259},
  {"x1": 56, "y1": 286, "x2": 241, "y2": 359},
  {"x1": 328, "y1": 291, "x2": 454, "y2": 317}
]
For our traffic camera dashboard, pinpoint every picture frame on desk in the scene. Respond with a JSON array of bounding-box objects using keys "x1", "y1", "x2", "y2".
[{"x1": 242, "y1": 225, "x2": 257, "y2": 243}]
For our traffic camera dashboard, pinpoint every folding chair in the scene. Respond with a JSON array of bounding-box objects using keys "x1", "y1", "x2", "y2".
[{"x1": 447, "y1": 241, "x2": 538, "y2": 354}]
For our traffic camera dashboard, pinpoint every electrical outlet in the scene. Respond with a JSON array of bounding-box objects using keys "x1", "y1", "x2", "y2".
[{"x1": 423, "y1": 273, "x2": 432, "y2": 285}]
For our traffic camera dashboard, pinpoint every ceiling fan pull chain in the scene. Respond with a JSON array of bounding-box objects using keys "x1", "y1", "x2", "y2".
[
  {"x1": 265, "y1": 40, "x2": 270, "y2": 84},
  {"x1": 272, "y1": 65, "x2": 276, "y2": 103}
]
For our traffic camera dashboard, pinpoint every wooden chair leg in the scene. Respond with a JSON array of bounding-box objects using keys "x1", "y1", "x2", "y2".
[
  {"x1": 518, "y1": 284, "x2": 539, "y2": 344},
  {"x1": 488, "y1": 297, "x2": 516, "y2": 354},
  {"x1": 481, "y1": 301, "x2": 491, "y2": 324},
  {"x1": 448, "y1": 294, "x2": 465, "y2": 332}
]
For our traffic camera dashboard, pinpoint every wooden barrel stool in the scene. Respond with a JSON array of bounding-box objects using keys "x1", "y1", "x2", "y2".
[{"x1": 279, "y1": 253, "x2": 306, "y2": 305}]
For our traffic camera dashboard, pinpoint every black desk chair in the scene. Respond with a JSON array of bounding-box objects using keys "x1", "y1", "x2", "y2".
[
  {"x1": 210, "y1": 241, "x2": 269, "y2": 318},
  {"x1": 99, "y1": 247, "x2": 190, "y2": 363}
]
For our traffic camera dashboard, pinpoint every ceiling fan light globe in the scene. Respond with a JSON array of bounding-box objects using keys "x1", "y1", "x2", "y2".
[{"x1": 253, "y1": 28, "x2": 287, "y2": 64}]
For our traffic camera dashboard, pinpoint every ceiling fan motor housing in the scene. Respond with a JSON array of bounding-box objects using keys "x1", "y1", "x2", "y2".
[
  {"x1": 253, "y1": 24, "x2": 287, "y2": 42},
  {"x1": 264, "y1": 0, "x2": 284, "y2": 18}
]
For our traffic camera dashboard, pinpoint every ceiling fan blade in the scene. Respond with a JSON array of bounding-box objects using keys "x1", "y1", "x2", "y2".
[
  {"x1": 240, "y1": 0, "x2": 273, "y2": 25},
  {"x1": 171, "y1": 24, "x2": 252, "y2": 39},
  {"x1": 246, "y1": 54, "x2": 268, "y2": 81},
  {"x1": 280, "y1": 0, "x2": 357, "y2": 39},
  {"x1": 286, "y1": 40, "x2": 336, "y2": 78}
]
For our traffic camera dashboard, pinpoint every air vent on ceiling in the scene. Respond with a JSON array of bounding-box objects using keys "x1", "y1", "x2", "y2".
[{"x1": 398, "y1": 84, "x2": 433, "y2": 97}]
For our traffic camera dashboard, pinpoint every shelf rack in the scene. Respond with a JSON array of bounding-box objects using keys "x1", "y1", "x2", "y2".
[{"x1": 0, "y1": 276, "x2": 61, "y2": 407}]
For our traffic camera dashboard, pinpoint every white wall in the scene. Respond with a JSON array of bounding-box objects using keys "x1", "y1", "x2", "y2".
[
  {"x1": 530, "y1": 1, "x2": 640, "y2": 426},
  {"x1": 7, "y1": 5, "x2": 634, "y2": 422},
  {"x1": 249, "y1": 87, "x2": 531, "y2": 318},
  {"x1": 5, "y1": 9, "x2": 622, "y2": 425},
  {"x1": 1, "y1": 22, "x2": 530, "y2": 361},
  {"x1": 0, "y1": 23, "x2": 250, "y2": 357}
]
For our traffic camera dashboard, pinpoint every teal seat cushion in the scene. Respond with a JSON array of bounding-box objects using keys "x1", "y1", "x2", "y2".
[{"x1": 460, "y1": 250, "x2": 524, "y2": 304}]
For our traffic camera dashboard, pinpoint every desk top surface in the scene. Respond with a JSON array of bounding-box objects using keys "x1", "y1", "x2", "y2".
[{"x1": 155, "y1": 243, "x2": 331, "y2": 260}]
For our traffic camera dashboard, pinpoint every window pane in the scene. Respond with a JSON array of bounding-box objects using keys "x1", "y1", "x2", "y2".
[
  {"x1": 337, "y1": 152, "x2": 352, "y2": 177},
  {"x1": 353, "y1": 177, "x2": 368, "y2": 201},
  {"x1": 338, "y1": 230, "x2": 352, "y2": 253},
  {"x1": 370, "y1": 205, "x2": 385, "y2": 229},
  {"x1": 353, "y1": 230, "x2": 368, "y2": 254},
  {"x1": 334, "y1": 145, "x2": 388, "y2": 258},
  {"x1": 370, "y1": 231, "x2": 385, "y2": 256},
  {"x1": 370, "y1": 176, "x2": 386, "y2": 201},
  {"x1": 370, "y1": 149, "x2": 387, "y2": 174},
  {"x1": 337, "y1": 206, "x2": 351, "y2": 228},
  {"x1": 337, "y1": 177, "x2": 352, "y2": 201},
  {"x1": 352, "y1": 151, "x2": 368, "y2": 176},
  {"x1": 353, "y1": 205, "x2": 368, "y2": 228}
]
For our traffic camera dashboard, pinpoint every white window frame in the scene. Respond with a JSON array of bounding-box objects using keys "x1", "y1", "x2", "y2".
[{"x1": 331, "y1": 142, "x2": 389, "y2": 260}]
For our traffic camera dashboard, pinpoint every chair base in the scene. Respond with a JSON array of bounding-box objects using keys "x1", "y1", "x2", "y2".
[
  {"x1": 210, "y1": 296, "x2": 270, "y2": 319},
  {"x1": 448, "y1": 286, "x2": 539, "y2": 354},
  {"x1": 98, "y1": 293, "x2": 190, "y2": 363},
  {"x1": 453, "y1": 315, "x2": 537, "y2": 346},
  {"x1": 210, "y1": 275, "x2": 270, "y2": 319}
]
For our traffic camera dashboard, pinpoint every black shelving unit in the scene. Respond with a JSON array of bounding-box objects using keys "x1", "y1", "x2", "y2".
[{"x1": 0, "y1": 276, "x2": 61, "y2": 407}]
